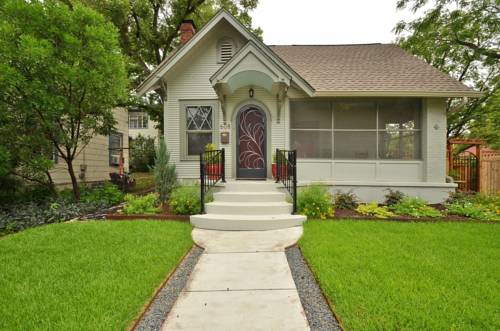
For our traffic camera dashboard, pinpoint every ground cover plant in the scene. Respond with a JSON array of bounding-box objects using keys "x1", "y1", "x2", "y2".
[
  {"x1": 333, "y1": 191, "x2": 359, "y2": 210},
  {"x1": 297, "y1": 185, "x2": 334, "y2": 219},
  {"x1": 356, "y1": 202, "x2": 395, "y2": 218},
  {"x1": 446, "y1": 192, "x2": 500, "y2": 221},
  {"x1": 300, "y1": 220, "x2": 500, "y2": 330},
  {"x1": 390, "y1": 196, "x2": 442, "y2": 218},
  {"x1": 0, "y1": 221, "x2": 192, "y2": 330},
  {"x1": 122, "y1": 193, "x2": 161, "y2": 215}
]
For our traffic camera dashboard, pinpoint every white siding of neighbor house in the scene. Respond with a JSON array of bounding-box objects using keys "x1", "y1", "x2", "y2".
[{"x1": 50, "y1": 108, "x2": 129, "y2": 185}]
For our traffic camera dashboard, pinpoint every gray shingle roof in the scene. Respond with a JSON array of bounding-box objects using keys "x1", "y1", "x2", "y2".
[{"x1": 269, "y1": 44, "x2": 479, "y2": 96}]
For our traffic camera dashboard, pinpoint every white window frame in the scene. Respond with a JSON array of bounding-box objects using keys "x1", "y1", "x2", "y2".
[
  {"x1": 129, "y1": 112, "x2": 149, "y2": 129},
  {"x1": 180, "y1": 100, "x2": 218, "y2": 160}
]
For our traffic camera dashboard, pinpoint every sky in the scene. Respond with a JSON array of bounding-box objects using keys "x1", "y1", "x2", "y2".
[{"x1": 250, "y1": 0, "x2": 421, "y2": 45}]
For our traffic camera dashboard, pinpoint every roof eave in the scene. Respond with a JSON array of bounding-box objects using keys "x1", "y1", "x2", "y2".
[{"x1": 312, "y1": 90, "x2": 483, "y2": 98}]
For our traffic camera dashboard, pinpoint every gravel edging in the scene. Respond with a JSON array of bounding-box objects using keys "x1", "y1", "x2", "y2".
[
  {"x1": 133, "y1": 246, "x2": 203, "y2": 331},
  {"x1": 286, "y1": 245, "x2": 342, "y2": 331}
]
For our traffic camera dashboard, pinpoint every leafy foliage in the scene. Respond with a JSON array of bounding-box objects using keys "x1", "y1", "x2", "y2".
[
  {"x1": 384, "y1": 189, "x2": 406, "y2": 206},
  {"x1": 334, "y1": 191, "x2": 359, "y2": 210},
  {"x1": 80, "y1": 183, "x2": 124, "y2": 206},
  {"x1": 356, "y1": 202, "x2": 395, "y2": 219},
  {"x1": 395, "y1": 0, "x2": 499, "y2": 146},
  {"x1": 80, "y1": 0, "x2": 261, "y2": 129},
  {"x1": 0, "y1": 0, "x2": 129, "y2": 200},
  {"x1": 169, "y1": 185, "x2": 201, "y2": 215},
  {"x1": 122, "y1": 193, "x2": 161, "y2": 215},
  {"x1": 153, "y1": 138, "x2": 177, "y2": 203},
  {"x1": 130, "y1": 135, "x2": 156, "y2": 172},
  {"x1": 391, "y1": 197, "x2": 442, "y2": 218},
  {"x1": 445, "y1": 192, "x2": 500, "y2": 221},
  {"x1": 297, "y1": 185, "x2": 334, "y2": 219}
]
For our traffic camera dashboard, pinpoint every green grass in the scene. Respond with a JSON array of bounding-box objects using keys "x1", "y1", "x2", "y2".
[
  {"x1": 0, "y1": 221, "x2": 192, "y2": 331},
  {"x1": 300, "y1": 220, "x2": 500, "y2": 331}
]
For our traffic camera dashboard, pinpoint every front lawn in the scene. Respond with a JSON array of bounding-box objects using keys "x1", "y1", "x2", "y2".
[
  {"x1": 300, "y1": 220, "x2": 500, "y2": 330},
  {"x1": 0, "y1": 221, "x2": 192, "y2": 331}
]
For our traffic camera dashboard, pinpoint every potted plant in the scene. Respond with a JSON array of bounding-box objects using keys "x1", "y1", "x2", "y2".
[
  {"x1": 273, "y1": 150, "x2": 288, "y2": 180},
  {"x1": 272, "y1": 152, "x2": 277, "y2": 179},
  {"x1": 204, "y1": 143, "x2": 221, "y2": 179}
]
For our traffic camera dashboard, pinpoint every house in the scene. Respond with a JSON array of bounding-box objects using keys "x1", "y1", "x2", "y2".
[
  {"x1": 128, "y1": 109, "x2": 160, "y2": 141},
  {"x1": 136, "y1": 10, "x2": 480, "y2": 203},
  {"x1": 50, "y1": 108, "x2": 129, "y2": 186}
]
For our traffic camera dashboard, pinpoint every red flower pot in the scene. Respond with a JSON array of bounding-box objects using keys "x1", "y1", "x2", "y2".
[
  {"x1": 206, "y1": 164, "x2": 221, "y2": 180},
  {"x1": 272, "y1": 163, "x2": 288, "y2": 179}
]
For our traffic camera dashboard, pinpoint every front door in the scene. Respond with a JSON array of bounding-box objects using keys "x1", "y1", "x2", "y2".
[{"x1": 237, "y1": 105, "x2": 266, "y2": 179}]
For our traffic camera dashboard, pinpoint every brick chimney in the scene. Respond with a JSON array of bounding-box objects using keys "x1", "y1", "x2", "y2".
[{"x1": 180, "y1": 20, "x2": 196, "y2": 45}]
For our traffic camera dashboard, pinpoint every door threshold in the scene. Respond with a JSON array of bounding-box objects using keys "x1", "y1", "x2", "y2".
[{"x1": 236, "y1": 178, "x2": 267, "y2": 181}]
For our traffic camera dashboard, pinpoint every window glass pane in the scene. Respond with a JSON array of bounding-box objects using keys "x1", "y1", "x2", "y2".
[
  {"x1": 129, "y1": 115, "x2": 138, "y2": 129},
  {"x1": 290, "y1": 101, "x2": 331, "y2": 129},
  {"x1": 334, "y1": 101, "x2": 376, "y2": 129},
  {"x1": 378, "y1": 99, "x2": 420, "y2": 130},
  {"x1": 378, "y1": 131, "x2": 421, "y2": 159},
  {"x1": 334, "y1": 131, "x2": 377, "y2": 159},
  {"x1": 186, "y1": 106, "x2": 212, "y2": 130},
  {"x1": 291, "y1": 130, "x2": 332, "y2": 158},
  {"x1": 187, "y1": 132, "x2": 212, "y2": 156}
]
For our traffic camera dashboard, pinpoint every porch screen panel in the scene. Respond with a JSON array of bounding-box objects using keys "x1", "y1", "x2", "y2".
[
  {"x1": 378, "y1": 99, "x2": 421, "y2": 159},
  {"x1": 290, "y1": 101, "x2": 331, "y2": 159}
]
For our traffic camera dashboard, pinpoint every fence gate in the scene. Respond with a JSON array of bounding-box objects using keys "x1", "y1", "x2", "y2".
[{"x1": 451, "y1": 151, "x2": 478, "y2": 192}]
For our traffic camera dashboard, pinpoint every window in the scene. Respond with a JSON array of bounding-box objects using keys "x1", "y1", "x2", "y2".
[
  {"x1": 109, "y1": 133, "x2": 123, "y2": 166},
  {"x1": 290, "y1": 99, "x2": 421, "y2": 160},
  {"x1": 217, "y1": 37, "x2": 235, "y2": 63},
  {"x1": 129, "y1": 112, "x2": 148, "y2": 129},
  {"x1": 181, "y1": 101, "x2": 217, "y2": 159}
]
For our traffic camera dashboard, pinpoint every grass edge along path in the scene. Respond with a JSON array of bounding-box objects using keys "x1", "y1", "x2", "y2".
[
  {"x1": 0, "y1": 221, "x2": 193, "y2": 331},
  {"x1": 299, "y1": 220, "x2": 500, "y2": 331}
]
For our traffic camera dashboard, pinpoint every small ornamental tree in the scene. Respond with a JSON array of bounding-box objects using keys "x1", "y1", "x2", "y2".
[
  {"x1": 0, "y1": 0, "x2": 128, "y2": 200},
  {"x1": 152, "y1": 138, "x2": 177, "y2": 203},
  {"x1": 130, "y1": 134, "x2": 156, "y2": 172}
]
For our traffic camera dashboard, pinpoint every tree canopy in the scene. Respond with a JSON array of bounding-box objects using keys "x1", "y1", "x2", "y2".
[
  {"x1": 79, "y1": 0, "x2": 261, "y2": 129},
  {"x1": 0, "y1": 0, "x2": 129, "y2": 199},
  {"x1": 395, "y1": 0, "x2": 499, "y2": 148}
]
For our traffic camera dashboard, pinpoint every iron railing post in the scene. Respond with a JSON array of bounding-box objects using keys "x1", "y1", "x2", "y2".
[
  {"x1": 200, "y1": 152, "x2": 205, "y2": 214},
  {"x1": 292, "y1": 151, "x2": 297, "y2": 214},
  {"x1": 221, "y1": 148, "x2": 226, "y2": 183}
]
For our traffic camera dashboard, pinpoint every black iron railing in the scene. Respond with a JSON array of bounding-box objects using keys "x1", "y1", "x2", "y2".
[
  {"x1": 275, "y1": 149, "x2": 297, "y2": 214},
  {"x1": 200, "y1": 148, "x2": 225, "y2": 213}
]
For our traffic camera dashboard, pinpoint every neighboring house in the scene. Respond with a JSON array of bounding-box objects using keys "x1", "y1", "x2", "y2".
[
  {"x1": 128, "y1": 110, "x2": 160, "y2": 140},
  {"x1": 50, "y1": 108, "x2": 129, "y2": 186},
  {"x1": 136, "y1": 10, "x2": 481, "y2": 203}
]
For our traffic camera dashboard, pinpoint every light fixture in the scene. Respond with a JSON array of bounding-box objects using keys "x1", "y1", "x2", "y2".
[{"x1": 249, "y1": 88, "x2": 254, "y2": 98}]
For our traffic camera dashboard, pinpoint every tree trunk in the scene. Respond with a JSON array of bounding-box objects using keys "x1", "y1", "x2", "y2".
[{"x1": 66, "y1": 159, "x2": 80, "y2": 201}]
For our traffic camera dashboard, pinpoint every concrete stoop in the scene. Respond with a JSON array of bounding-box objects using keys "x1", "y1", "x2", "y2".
[{"x1": 190, "y1": 180, "x2": 306, "y2": 231}]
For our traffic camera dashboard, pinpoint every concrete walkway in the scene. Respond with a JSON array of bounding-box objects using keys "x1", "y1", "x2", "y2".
[{"x1": 161, "y1": 227, "x2": 310, "y2": 331}]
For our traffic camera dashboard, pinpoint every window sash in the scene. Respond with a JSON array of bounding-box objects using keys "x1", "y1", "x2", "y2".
[
  {"x1": 180, "y1": 100, "x2": 218, "y2": 160},
  {"x1": 290, "y1": 99, "x2": 422, "y2": 160},
  {"x1": 129, "y1": 113, "x2": 148, "y2": 129}
]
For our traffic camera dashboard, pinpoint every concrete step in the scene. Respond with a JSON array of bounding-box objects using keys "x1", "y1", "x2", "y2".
[
  {"x1": 205, "y1": 201, "x2": 292, "y2": 215},
  {"x1": 190, "y1": 214, "x2": 306, "y2": 231},
  {"x1": 213, "y1": 191, "x2": 286, "y2": 203},
  {"x1": 223, "y1": 181, "x2": 281, "y2": 192}
]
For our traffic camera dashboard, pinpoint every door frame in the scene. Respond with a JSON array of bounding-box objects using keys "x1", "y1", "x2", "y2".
[{"x1": 235, "y1": 104, "x2": 268, "y2": 179}]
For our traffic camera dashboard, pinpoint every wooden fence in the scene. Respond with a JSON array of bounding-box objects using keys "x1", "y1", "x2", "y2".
[{"x1": 480, "y1": 151, "x2": 500, "y2": 194}]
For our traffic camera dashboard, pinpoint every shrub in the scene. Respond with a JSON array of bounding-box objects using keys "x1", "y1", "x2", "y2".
[
  {"x1": 153, "y1": 138, "x2": 177, "y2": 203},
  {"x1": 334, "y1": 191, "x2": 359, "y2": 210},
  {"x1": 384, "y1": 189, "x2": 405, "y2": 206},
  {"x1": 297, "y1": 185, "x2": 334, "y2": 219},
  {"x1": 169, "y1": 186, "x2": 201, "y2": 215},
  {"x1": 356, "y1": 202, "x2": 395, "y2": 219},
  {"x1": 80, "y1": 182, "x2": 124, "y2": 206},
  {"x1": 390, "y1": 197, "x2": 442, "y2": 218},
  {"x1": 130, "y1": 135, "x2": 156, "y2": 172},
  {"x1": 122, "y1": 193, "x2": 161, "y2": 215}
]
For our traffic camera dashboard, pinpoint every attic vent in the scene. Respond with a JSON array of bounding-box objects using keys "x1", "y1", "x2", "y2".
[{"x1": 217, "y1": 38, "x2": 235, "y2": 63}]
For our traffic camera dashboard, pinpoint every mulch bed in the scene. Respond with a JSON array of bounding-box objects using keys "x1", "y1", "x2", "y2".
[
  {"x1": 104, "y1": 204, "x2": 191, "y2": 221},
  {"x1": 333, "y1": 206, "x2": 475, "y2": 223}
]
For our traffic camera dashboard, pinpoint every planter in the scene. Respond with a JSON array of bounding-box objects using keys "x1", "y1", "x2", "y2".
[
  {"x1": 273, "y1": 163, "x2": 288, "y2": 180},
  {"x1": 206, "y1": 164, "x2": 221, "y2": 180}
]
